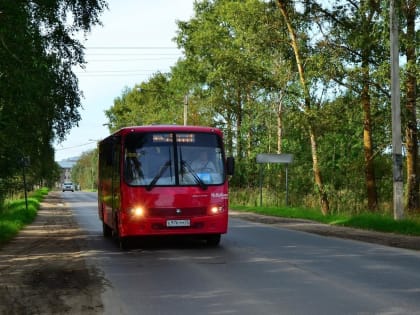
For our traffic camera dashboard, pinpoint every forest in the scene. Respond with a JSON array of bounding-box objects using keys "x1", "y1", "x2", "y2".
[
  {"x1": 93, "y1": 0, "x2": 419, "y2": 215},
  {"x1": 0, "y1": 0, "x2": 418, "y2": 217},
  {"x1": 0, "y1": 0, "x2": 108, "y2": 204}
]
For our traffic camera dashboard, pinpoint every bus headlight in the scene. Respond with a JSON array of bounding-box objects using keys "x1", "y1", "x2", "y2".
[
  {"x1": 210, "y1": 206, "x2": 224, "y2": 214},
  {"x1": 130, "y1": 206, "x2": 145, "y2": 217}
]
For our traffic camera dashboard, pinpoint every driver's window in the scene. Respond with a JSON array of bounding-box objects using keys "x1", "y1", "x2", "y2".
[{"x1": 124, "y1": 149, "x2": 143, "y2": 184}]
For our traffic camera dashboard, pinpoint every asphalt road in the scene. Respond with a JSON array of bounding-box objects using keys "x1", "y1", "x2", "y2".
[{"x1": 62, "y1": 191, "x2": 420, "y2": 315}]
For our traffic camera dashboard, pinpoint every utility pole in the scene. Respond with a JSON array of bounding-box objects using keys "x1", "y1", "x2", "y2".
[{"x1": 390, "y1": 0, "x2": 403, "y2": 220}]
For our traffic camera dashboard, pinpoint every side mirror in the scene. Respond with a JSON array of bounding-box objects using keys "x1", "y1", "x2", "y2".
[{"x1": 226, "y1": 156, "x2": 235, "y2": 176}]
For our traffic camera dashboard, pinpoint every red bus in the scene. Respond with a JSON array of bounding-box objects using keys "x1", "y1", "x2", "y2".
[{"x1": 98, "y1": 125, "x2": 234, "y2": 249}]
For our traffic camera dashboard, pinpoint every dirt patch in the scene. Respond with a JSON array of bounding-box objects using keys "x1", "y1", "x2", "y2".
[
  {"x1": 230, "y1": 211, "x2": 420, "y2": 251},
  {"x1": 0, "y1": 192, "x2": 104, "y2": 315}
]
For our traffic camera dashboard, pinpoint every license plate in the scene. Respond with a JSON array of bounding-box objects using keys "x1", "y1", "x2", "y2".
[{"x1": 166, "y1": 219, "x2": 190, "y2": 227}]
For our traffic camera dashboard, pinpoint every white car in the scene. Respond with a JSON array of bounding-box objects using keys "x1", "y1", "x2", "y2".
[{"x1": 62, "y1": 182, "x2": 74, "y2": 192}]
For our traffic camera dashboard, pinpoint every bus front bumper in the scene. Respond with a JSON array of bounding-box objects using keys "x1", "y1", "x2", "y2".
[{"x1": 118, "y1": 213, "x2": 228, "y2": 238}]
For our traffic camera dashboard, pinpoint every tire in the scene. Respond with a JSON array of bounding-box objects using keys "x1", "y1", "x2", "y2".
[
  {"x1": 113, "y1": 217, "x2": 129, "y2": 250},
  {"x1": 102, "y1": 222, "x2": 112, "y2": 237},
  {"x1": 117, "y1": 237, "x2": 129, "y2": 250},
  {"x1": 206, "y1": 234, "x2": 221, "y2": 247}
]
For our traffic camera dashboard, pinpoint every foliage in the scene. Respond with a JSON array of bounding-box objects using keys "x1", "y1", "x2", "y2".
[
  {"x1": 71, "y1": 149, "x2": 98, "y2": 191},
  {"x1": 0, "y1": 1, "x2": 107, "y2": 203},
  {"x1": 103, "y1": 0, "x2": 418, "y2": 214},
  {"x1": 0, "y1": 187, "x2": 49, "y2": 245}
]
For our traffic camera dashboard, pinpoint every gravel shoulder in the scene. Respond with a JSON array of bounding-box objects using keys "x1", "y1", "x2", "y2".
[
  {"x1": 1, "y1": 193, "x2": 419, "y2": 314},
  {"x1": 0, "y1": 192, "x2": 104, "y2": 315}
]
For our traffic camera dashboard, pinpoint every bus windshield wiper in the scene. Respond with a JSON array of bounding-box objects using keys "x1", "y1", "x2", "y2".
[
  {"x1": 146, "y1": 160, "x2": 171, "y2": 191},
  {"x1": 181, "y1": 160, "x2": 207, "y2": 190}
]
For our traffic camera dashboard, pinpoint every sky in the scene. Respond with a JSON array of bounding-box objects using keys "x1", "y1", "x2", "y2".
[{"x1": 54, "y1": 0, "x2": 195, "y2": 161}]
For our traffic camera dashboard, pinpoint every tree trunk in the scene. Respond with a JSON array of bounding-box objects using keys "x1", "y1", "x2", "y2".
[
  {"x1": 309, "y1": 125, "x2": 329, "y2": 214},
  {"x1": 226, "y1": 117, "x2": 233, "y2": 156},
  {"x1": 356, "y1": 1, "x2": 379, "y2": 212},
  {"x1": 277, "y1": 100, "x2": 283, "y2": 154},
  {"x1": 246, "y1": 89, "x2": 252, "y2": 158},
  {"x1": 404, "y1": 0, "x2": 419, "y2": 212},
  {"x1": 236, "y1": 88, "x2": 243, "y2": 160},
  {"x1": 224, "y1": 94, "x2": 234, "y2": 156},
  {"x1": 361, "y1": 62, "x2": 378, "y2": 211},
  {"x1": 277, "y1": 0, "x2": 329, "y2": 215}
]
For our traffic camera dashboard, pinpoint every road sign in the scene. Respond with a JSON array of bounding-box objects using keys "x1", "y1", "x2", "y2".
[
  {"x1": 256, "y1": 153, "x2": 293, "y2": 206},
  {"x1": 256, "y1": 153, "x2": 293, "y2": 164}
]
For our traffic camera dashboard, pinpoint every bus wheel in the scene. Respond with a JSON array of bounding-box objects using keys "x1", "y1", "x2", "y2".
[
  {"x1": 102, "y1": 222, "x2": 112, "y2": 237},
  {"x1": 117, "y1": 237, "x2": 128, "y2": 250},
  {"x1": 206, "y1": 234, "x2": 221, "y2": 247},
  {"x1": 114, "y1": 220, "x2": 129, "y2": 250}
]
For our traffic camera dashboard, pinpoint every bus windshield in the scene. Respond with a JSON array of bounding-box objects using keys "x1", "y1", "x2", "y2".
[{"x1": 124, "y1": 132, "x2": 225, "y2": 188}]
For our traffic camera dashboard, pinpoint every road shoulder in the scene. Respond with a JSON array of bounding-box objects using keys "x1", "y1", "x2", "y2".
[
  {"x1": 0, "y1": 191, "x2": 104, "y2": 315},
  {"x1": 230, "y1": 211, "x2": 420, "y2": 251}
]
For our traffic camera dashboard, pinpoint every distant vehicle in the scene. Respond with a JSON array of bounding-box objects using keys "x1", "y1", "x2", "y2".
[
  {"x1": 62, "y1": 182, "x2": 74, "y2": 192},
  {"x1": 98, "y1": 125, "x2": 235, "y2": 249}
]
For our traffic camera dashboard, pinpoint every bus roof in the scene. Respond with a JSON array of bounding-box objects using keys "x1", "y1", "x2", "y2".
[{"x1": 102, "y1": 125, "x2": 223, "y2": 141}]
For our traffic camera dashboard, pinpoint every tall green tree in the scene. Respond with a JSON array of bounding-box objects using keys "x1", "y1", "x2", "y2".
[
  {"x1": 309, "y1": 0, "x2": 392, "y2": 211},
  {"x1": 175, "y1": 0, "x2": 301, "y2": 189},
  {"x1": 0, "y1": 0, "x2": 107, "y2": 199},
  {"x1": 72, "y1": 149, "x2": 98, "y2": 191},
  {"x1": 102, "y1": 0, "x2": 417, "y2": 213},
  {"x1": 401, "y1": 0, "x2": 419, "y2": 212},
  {"x1": 277, "y1": 0, "x2": 330, "y2": 214},
  {"x1": 105, "y1": 72, "x2": 189, "y2": 131}
]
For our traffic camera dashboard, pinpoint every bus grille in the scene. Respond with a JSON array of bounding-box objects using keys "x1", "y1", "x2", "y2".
[{"x1": 147, "y1": 207, "x2": 207, "y2": 218}]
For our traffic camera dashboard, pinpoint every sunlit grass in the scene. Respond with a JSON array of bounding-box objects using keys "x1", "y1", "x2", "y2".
[
  {"x1": 0, "y1": 188, "x2": 49, "y2": 245},
  {"x1": 231, "y1": 204, "x2": 420, "y2": 236},
  {"x1": 336, "y1": 213, "x2": 420, "y2": 235}
]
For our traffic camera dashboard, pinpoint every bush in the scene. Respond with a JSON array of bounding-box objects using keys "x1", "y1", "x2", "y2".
[{"x1": 0, "y1": 187, "x2": 49, "y2": 245}]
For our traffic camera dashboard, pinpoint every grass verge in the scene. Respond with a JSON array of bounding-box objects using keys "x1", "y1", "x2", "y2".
[
  {"x1": 231, "y1": 205, "x2": 420, "y2": 236},
  {"x1": 0, "y1": 187, "x2": 49, "y2": 245}
]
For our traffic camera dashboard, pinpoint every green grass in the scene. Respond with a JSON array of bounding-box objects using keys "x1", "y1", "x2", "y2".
[
  {"x1": 0, "y1": 187, "x2": 49, "y2": 245},
  {"x1": 231, "y1": 204, "x2": 420, "y2": 236}
]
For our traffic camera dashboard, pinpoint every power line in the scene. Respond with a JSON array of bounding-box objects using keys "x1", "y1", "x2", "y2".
[
  {"x1": 76, "y1": 69, "x2": 161, "y2": 73},
  {"x1": 86, "y1": 53, "x2": 181, "y2": 56},
  {"x1": 56, "y1": 141, "x2": 97, "y2": 151},
  {"x1": 76, "y1": 73, "x2": 155, "y2": 77},
  {"x1": 86, "y1": 46, "x2": 179, "y2": 50},
  {"x1": 86, "y1": 57, "x2": 178, "y2": 62}
]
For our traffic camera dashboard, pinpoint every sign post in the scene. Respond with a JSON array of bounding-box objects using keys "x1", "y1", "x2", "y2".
[{"x1": 256, "y1": 154, "x2": 293, "y2": 207}]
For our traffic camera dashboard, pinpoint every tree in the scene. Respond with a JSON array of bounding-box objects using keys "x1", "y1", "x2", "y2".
[
  {"x1": 102, "y1": 0, "x2": 417, "y2": 212},
  {"x1": 308, "y1": 0, "x2": 394, "y2": 211},
  {"x1": 72, "y1": 149, "x2": 98, "y2": 191},
  {"x1": 277, "y1": 0, "x2": 330, "y2": 214},
  {"x1": 0, "y1": 0, "x2": 107, "y2": 200},
  {"x1": 105, "y1": 72, "x2": 193, "y2": 131},
  {"x1": 401, "y1": 0, "x2": 419, "y2": 211},
  {"x1": 174, "y1": 0, "x2": 302, "y2": 192}
]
